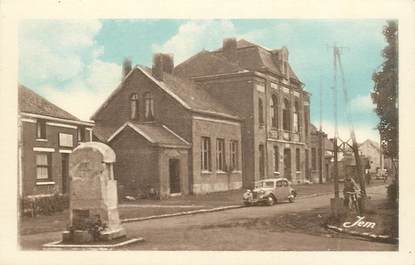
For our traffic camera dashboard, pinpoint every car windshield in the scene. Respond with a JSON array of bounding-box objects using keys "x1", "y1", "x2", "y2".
[{"x1": 256, "y1": 181, "x2": 274, "y2": 188}]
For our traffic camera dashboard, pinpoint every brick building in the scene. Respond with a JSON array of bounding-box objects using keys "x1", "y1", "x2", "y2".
[
  {"x1": 92, "y1": 38, "x2": 312, "y2": 197},
  {"x1": 18, "y1": 85, "x2": 94, "y2": 197},
  {"x1": 174, "y1": 39, "x2": 311, "y2": 187},
  {"x1": 308, "y1": 124, "x2": 333, "y2": 183}
]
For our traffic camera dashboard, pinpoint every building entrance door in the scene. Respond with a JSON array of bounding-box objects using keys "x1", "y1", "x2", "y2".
[
  {"x1": 169, "y1": 159, "x2": 181, "y2": 194},
  {"x1": 61, "y1": 153, "x2": 69, "y2": 194},
  {"x1": 284, "y1": 148, "x2": 291, "y2": 180}
]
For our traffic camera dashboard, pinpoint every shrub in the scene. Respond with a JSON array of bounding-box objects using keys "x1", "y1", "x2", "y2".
[{"x1": 21, "y1": 193, "x2": 69, "y2": 217}]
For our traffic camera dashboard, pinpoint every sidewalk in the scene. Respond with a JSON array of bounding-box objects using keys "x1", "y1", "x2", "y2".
[{"x1": 19, "y1": 180, "x2": 385, "y2": 235}]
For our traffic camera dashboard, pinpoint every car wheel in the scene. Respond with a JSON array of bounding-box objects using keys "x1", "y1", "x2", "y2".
[{"x1": 266, "y1": 196, "x2": 275, "y2": 206}]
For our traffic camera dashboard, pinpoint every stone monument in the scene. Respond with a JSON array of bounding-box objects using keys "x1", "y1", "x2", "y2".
[{"x1": 62, "y1": 142, "x2": 126, "y2": 243}]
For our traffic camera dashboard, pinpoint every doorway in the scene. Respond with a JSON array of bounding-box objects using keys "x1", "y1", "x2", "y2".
[
  {"x1": 169, "y1": 159, "x2": 181, "y2": 194},
  {"x1": 61, "y1": 153, "x2": 69, "y2": 194},
  {"x1": 284, "y1": 148, "x2": 291, "y2": 180}
]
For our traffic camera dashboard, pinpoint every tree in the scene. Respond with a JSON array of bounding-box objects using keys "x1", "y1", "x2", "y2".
[{"x1": 371, "y1": 21, "x2": 398, "y2": 164}]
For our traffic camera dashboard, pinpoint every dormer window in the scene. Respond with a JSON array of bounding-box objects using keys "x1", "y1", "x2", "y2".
[
  {"x1": 130, "y1": 93, "x2": 139, "y2": 120},
  {"x1": 144, "y1": 92, "x2": 154, "y2": 121},
  {"x1": 36, "y1": 119, "x2": 46, "y2": 139}
]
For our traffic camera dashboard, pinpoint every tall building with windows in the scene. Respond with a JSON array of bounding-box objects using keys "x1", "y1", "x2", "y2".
[
  {"x1": 18, "y1": 85, "x2": 94, "y2": 198},
  {"x1": 175, "y1": 38, "x2": 311, "y2": 187},
  {"x1": 91, "y1": 38, "x2": 311, "y2": 197}
]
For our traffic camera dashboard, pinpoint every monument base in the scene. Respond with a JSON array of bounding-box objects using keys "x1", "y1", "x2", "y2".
[
  {"x1": 61, "y1": 227, "x2": 127, "y2": 244},
  {"x1": 42, "y1": 237, "x2": 144, "y2": 250},
  {"x1": 100, "y1": 227, "x2": 127, "y2": 241}
]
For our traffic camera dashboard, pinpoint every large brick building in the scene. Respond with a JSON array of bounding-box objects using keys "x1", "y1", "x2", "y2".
[
  {"x1": 92, "y1": 38, "x2": 312, "y2": 197},
  {"x1": 18, "y1": 85, "x2": 94, "y2": 197}
]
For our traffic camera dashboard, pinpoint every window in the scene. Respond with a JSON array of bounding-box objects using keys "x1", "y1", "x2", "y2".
[
  {"x1": 230, "y1": 140, "x2": 239, "y2": 170},
  {"x1": 283, "y1": 98, "x2": 290, "y2": 131},
  {"x1": 216, "y1": 138, "x2": 225, "y2": 171},
  {"x1": 77, "y1": 126, "x2": 86, "y2": 142},
  {"x1": 296, "y1": 148, "x2": 300, "y2": 171},
  {"x1": 36, "y1": 153, "x2": 51, "y2": 180},
  {"x1": 259, "y1": 144, "x2": 265, "y2": 179},
  {"x1": 201, "y1": 137, "x2": 211, "y2": 171},
  {"x1": 273, "y1": 145, "x2": 279, "y2": 172},
  {"x1": 144, "y1": 92, "x2": 154, "y2": 121},
  {"x1": 305, "y1": 149, "x2": 309, "y2": 178},
  {"x1": 304, "y1": 106, "x2": 309, "y2": 136},
  {"x1": 293, "y1": 101, "x2": 299, "y2": 133},
  {"x1": 36, "y1": 119, "x2": 46, "y2": 139},
  {"x1": 271, "y1": 95, "x2": 278, "y2": 128},
  {"x1": 130, "y1": 93, "x2": 139, "y2": 120},
  {"x1": 258, "y1": 98, "x2": 264, "y2": 126},
  {"x1": 264, "y1": 181, "x2": 274, "y2": 188},
  {"x1": 311, "y1": 147, "x2": 317, "y2": 170},
  {"x1": 59, "y1": 133, "x2": 73, "y2": 147},
  {"x1": 282, "y1": 180, "x2": 288, "y2": 187}
]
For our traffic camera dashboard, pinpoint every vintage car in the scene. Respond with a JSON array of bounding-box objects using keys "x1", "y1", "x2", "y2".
[{"x1": 242, "y1": 178, "x2": 296, "y2": 206}]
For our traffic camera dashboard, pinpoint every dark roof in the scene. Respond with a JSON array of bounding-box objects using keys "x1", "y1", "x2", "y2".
[
  {"x1": 140, "y1": 67, "x2": 240, "y2": 120},
  {"x1": 93, "y1": 124, "x2": 116, "y2": 142},
  {"x1": 108, "y1": 121, "x2": 190, "y2": 148},
  {"x1": 175, "y1": 39, "x2": 302, "y2": 83},
  {"x1": 18, "y1": 84, "x2": 80, "y2": 121},
  {"x1": 174, "y1": 50, "x2": 244, "y2": 78}
]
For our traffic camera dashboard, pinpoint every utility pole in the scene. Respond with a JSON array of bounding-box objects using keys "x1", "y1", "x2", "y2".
[
  {"x1": 336, "y1": 50, "x2": 367, "y2": 199},
  {"x1": 328, "y1": 44, "x2": 346, "y2": 216},
  {"x1": 319, "y1": 77, "x2": 323, "y2": 184},
  {"x1": 332, "y1": 45, "x2": 340, "y2": 198},
  {"x1": 328, "y1": 44, "x2": 367, "y2": 215}
]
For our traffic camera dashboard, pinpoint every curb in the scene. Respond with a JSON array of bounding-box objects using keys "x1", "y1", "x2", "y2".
[
  {"x1": 121, "y1": 192, "x2": 332, "y2": 224},
  {"x1": 326, "y1": 224, "x2": 398, "y2": 243},
  {"x1": 42, "y1": 237, "x2": 144, "y2": 250},
  {"x1": 121, "y1": 205, "x2": 243, "y2": 223}
]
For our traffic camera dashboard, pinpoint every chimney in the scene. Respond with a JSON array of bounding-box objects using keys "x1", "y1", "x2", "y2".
[
  {"x1": 222, "y1": 38, "x2": 237, "y2": 62},
  {"x1": 122, "y1": 58, "x2": 132, "y2": 78},
  {"x1": 152, "y1": 53, "x2": 174, "y2": 81}
]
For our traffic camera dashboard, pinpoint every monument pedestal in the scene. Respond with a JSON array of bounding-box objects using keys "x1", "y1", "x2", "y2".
[{"x1": 44, "y1": 142, "x2": 143, "y2": 249}]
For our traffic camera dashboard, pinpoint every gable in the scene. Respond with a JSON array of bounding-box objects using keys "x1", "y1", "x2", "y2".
[
  {"x1": 91, "y1": 66, "x2": 240, "y2": 124},
  {"x1": 108, "y1": 121, "x2": 190, "y2": 148}
]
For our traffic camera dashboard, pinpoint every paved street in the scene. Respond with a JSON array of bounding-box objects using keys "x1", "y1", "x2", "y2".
[{"x1": 20, "y1": 184, "x2": 397, "y2": 251}]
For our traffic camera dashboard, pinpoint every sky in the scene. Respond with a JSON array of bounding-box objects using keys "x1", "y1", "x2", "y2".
[{"x1": 18, "y1": 19, "x2": 388, "y2": 142}]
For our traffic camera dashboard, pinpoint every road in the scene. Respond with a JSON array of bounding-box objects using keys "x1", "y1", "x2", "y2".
[{"x1": 20, "y1": 185, "x2": 397, "y2": 251}]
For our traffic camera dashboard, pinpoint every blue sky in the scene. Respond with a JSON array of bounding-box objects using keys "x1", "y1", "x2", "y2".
[{"x1": 18, "y1": 19, "x2": 388, "y2": 142}]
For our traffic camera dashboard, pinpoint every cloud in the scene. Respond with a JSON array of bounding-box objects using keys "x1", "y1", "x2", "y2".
[
  {"x1": 318, "y1": 119, "x2": 379, "y2": 143},
  {"x1": 37, "y1": 59, "x2": 122, "y2": 121},
  {"x1": 19, "y1": 20, "x2": 122, "y2": 121},
  {"x1": 19, "y1": 20, "x2": 102, "y2": 83},
  {"x1": 350, "y1": 94, "x2": 376, "y2": 112},
  {"x1": 152, "y1": 20, "x2": 236, "y2": 63}
]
